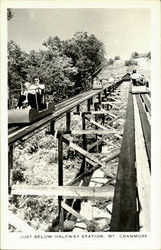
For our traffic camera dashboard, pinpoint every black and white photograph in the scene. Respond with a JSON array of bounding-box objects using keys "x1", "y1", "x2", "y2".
[{"x1": 0, "y1": 0, "x2": 160, "y2": 249}]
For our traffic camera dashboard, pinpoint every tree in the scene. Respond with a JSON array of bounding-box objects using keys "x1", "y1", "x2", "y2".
[
  {"x1": 8, "y1": 40, "x2": 28, "y2": 90},
  {"x1": 131, "y1": 52, "x2": 139, "y2": 59},
  {"x1": 147, "y1": 51, "x2": 151, "y2": 59},
  {"x1": 7, "y1": 9, "x2": 14, "y2": 21},
  {"x1": 124, "y1": 59, "x2": 138, "y2": 66},
  {"x1": 108, "y1": 58, "x2": 114, "y2": 65},
  {"x1": 114, "y1": 56, "x2": 120, "y2": 60},
  {"x1": 8, "y1": 32, "x2": 106, "y2": 102},
  {"x1": 63, "y1": 31, "x2": 105, "y2": 90}
]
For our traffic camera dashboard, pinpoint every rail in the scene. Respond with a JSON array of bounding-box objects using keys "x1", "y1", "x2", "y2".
[
  {"x1": 8, "y1": 75, "x2": 125, "y2": 232},
  {"x1": 8, "y1": 81, "x2": 121, "y2": 145},
  {"x1": 8, "y1": 72, "x2": 151, "y2": 232},
  {"x1": 110, "y1": 87, "x2": 151, "y2": 231}
]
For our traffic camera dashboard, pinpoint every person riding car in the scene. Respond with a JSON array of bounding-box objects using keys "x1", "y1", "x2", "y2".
[
  {"x1": 17, "y1": 77, "x2": 45, "y2": 110},
  {"x1": 131, "y1": 69, "x2": 145, "y2": 86}
]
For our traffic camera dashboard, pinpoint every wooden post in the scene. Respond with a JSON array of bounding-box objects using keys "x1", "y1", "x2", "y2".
[
  {"x1": 50, "y1": 120, "x2": 55, "y2": 131},
  {"x1": 87, "y1": 99, "x2": 91, "y2": 112},
  {"x1": 82, "y1": 113, "x2": 87, "y2": 177},
  {"x1": 76, "y1": 105, "x2": 80, "y2": 113},
  {"x1": 66, "y1": 112, "x2": 71, "y2": 132},
  {"x1": 98, "y1": 92, "x2": 101, "y2": 104},
  {"x1": 146, "y1": 81, "x2": 149, "y2": 88},
  {"x1": 94, "y1": 103, "x2": 99, "y2": 149},
  {"x1": 8, "y1": 145, "x2": 13, "y2": 194},
  {"x1": 104, "y1": 89, "x2": 107, "y2": 98},
  {"x1": 58, "y1": 133, "x2": 64, "y2": 231},
  {"x1": 82, "y1": 113, "x2": 87, "y2": 151}
]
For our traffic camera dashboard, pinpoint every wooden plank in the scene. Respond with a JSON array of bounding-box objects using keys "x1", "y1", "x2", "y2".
[
  {"x1": 140, "y1": 94, "x2": 151, "y2": 114},
  {"x1": 67, "y1": 149, "x2": 120, "y2": 186},
  {"x1": 131, "y1": 86, "x2": 149, "y2": 94},
  {"x1": 8, "y1": 145, "x2": 13, "y2": 194},
  {"x1": 66, "y1": 112, "x2": 71, "y2": 131},
  {"x1": 85, "y1": 117, "x2": 109, "y2": 130},
  {"x1": 107, "y1": 115, "x2": 123, "y2": 126},
  {"x1": 63, "y1": 138, "x2": 116, "y2": 168},
  {"x1": 136, "y1": 95, "x2": 151, "y2": 167},
  {"x1": 73, "y1": 111, "x2": 116, "y2": 115},
  {"x1": 110, "y1": 92, "x2": 137, "y2": 231},
  {"x1": 8, "y1": 211, "x2": 36, "y2": 232},
  {"x1": 133, "y1": 96, "x2": 150, "y2": 231},
  {"x1": 61, "y1": 202, "x2": 92, "y2": 227},
  {"x1": 87, "y1": 139, "x2": 103, "y2": 151},
  {"x1": 58, "y1": 133, "x2": 64, "y2": 230},
  {"x1": 11, "y1": 185, "x2": 114, "y2": 199},
  {"x1": 69, "y1": 130, "x2": 115, "y2": 135}
]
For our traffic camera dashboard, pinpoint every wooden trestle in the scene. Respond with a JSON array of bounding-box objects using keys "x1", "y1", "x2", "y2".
[{"x1": 8, "y1": 77, "x2": 151, "y2": 232}]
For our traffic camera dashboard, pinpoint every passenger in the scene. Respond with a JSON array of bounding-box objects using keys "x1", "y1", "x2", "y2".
[
  {"x1": 28, "y1": 77, "x2": 45, "y2": 110},
  {"x1": 131, "y1": 69, "x2": 144, "y2": 86},
  {"x1": 17, "y1": 82, "x2": 31, "y2": 109}
]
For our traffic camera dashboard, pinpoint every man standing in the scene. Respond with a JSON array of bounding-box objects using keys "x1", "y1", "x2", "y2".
[
  {"x1": 131, "y1": 69, "x2": 143, "y2": 86},
  {"x1": 28, "y1": 76, "x2": 45, "y2": 110}
]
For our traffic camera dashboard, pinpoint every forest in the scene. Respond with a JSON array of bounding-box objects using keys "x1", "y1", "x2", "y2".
[{"x1": 8, "y1": 31, "x2": 106, "y2": 104}]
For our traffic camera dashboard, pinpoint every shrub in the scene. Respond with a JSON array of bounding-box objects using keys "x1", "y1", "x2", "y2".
[
  {"x1": 147, "y1": 52, "x2": 151, "y2": 59},
  {"x1": 124, "y1": 59, "x2": 138, "y2": 66},
  {"x1": 108, "y1": 58, "x2": 114, "y2": 65},
  {"x1": 131, "y1": 52, "x2": 140, "y2": 59},
  {"x1": 114, "y1": 56, "x2": 120, "y2": 60}
]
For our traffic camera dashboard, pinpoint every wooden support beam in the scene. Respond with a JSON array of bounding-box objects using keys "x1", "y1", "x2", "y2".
[
  {"x1": 101, "y1": 102, "x2": 118, "y2": 109},
  {"x1": 85, "y1": 116, "x2": 109, "y2": 130},
  {"x1": 110, "y1": 92, "x2": 138, "y2": 232},
  {"x1": 76, "y1": 104, "x2": 80, "y2": 112},
  {"x1": 73, "y1": 111, "x2": 116, "y2": 115},
  {"x1": 133, "y1": 95, "x2": 150, "y2": 231},
  {"x1": 87, "y1": 139, "x2": 103, "y2": 151},
  {"x1": 106, "y1": 97, "x2": 117, "y2": 102},
  {"x1": 66, "y1": 130, "x2": 115, "y2": 135},
  {"x1": 98, "y1": 92, "x2": 101, "y2": 104},
  {"x1": 58, "y1": 133, "x2": 63, "y2": 187},
  {"x1": 107, "y1": 115, "x2": 123, "y2": 126},
  {"x1": 58, "y1": 133, "x2": 64, "y2": 231},
  {"x1": 87, "y1": 99, "x2": 91, "y2": 111},
  {"x1": 11, "y1": 185, "x2": 114, "y2": 199},
  {"x1": 46, "y1": 129, "x2": 115, "y2": 136},
  {"x1": 8, "y1": 145, "x2": 13, "y2": 194},
  {"x1": 61, "y1": 202, "x2": 92, "y2": 227},
  {"x1": 66, "y1": 112, "x2": 71, "y2": 131},
  {"x1": 8, "y1": 211, "x2": 36, "y2": 232},
  {"x1": 63, "y1": 137, "x2": 118, "y2": 170},
  {"x1": 50, "y1": 120, "x2": 55, "y2": 131},
  {"x1": 67, "y1": 149, "x2": 120, "y2": 186},
  {"x1": 82, "y1": 113, "x2": 87, "y2": 182},
  {"x1": 104, "y1": 88, "x2": 107, "y2": 97}
]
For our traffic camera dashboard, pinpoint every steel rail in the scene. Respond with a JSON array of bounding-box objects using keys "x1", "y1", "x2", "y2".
[
  {"x1": 8, "y1": 81, "x2": 122, "y2": 145},
  {"x1": 8, "y1": 90, "x2": 92, "y2": 134}
]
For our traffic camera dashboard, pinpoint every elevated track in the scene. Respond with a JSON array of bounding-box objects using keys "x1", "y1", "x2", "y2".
[{"x1": 8, "y1": 74, "x2": 151, "y2": 233}]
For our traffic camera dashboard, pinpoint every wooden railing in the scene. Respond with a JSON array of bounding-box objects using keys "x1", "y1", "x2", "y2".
[{"x1": 110, "y1": 87, "x2": 151, "y2": 232}]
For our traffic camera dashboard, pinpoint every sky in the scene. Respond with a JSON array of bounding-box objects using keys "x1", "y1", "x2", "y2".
[{"x1": 8, "y1": 8, "x2": 151, "y2": 59}]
